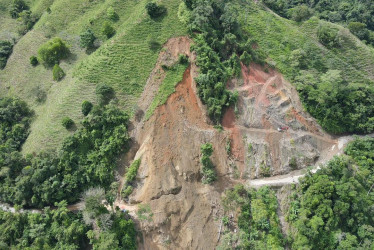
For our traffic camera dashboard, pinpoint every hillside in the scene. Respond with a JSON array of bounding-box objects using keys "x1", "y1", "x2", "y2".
[
  {"x1": 1, "y1": 0, "x2": 374, "y2": 249},
  {"x1": 0, "y1": 0, "x2": 186, "y2": 153}
]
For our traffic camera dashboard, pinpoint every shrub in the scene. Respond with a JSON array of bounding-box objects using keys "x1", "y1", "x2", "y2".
[
  {"x1": 52, "y1": 64, "x2": 65, "y2": 81},
  {"x1": 145, "y1": 2, "x2": 166, "y2": 18},
  {"x1": 61, "y1": 117, "x2": 74, "y2": 129},
  {"x1": 30, "y1": 56, "x2": 38, "y2": 66},
  {"x1": 122, "y1": 186, "x2": 133, "y2": 198},
  {"x1": 290, "y1": 5, "x2": 313, "y2": 22},
  {"x1": 317, "y1": 23, "x2": 341, "y2": 48},
  {"x1": 289, "y1": 156, "x2": 298, "y2": 170},
  {"x1": 96, "y1": 83, "x2": 114, "y2": 104},
  {"x1": 348, "y1": 22, "x2": 369, "y2": 41},
  {"x1": 17, "y1": 10, "x2": 38, "y2": 34},
  {"x1": 107, "y1": 7, "x2": 119, "y2": 21},
  {"x1": 38, "y1": 37, "x2": 69, "y2": 66},
  {"x1": 80, "y1": 29, "x2": 96, "y2": 49},
  {"x1": 0, "y1": 41, "x2": 13, "y2": 69},
  {"x1": 178, "y1": 54, "x2": 189, "y2": 64},
  {"x1": 200, "y1": 143, "x2": 216, "y2": 184},
  {"x1": 177, "y1": 2, "x2": 192, "y2": 24},
  {"x1": 125, "y1": 159, "x2": 141, "y2": 185},
  {"x1": 10, "y1": 0, "x2": 29, "y2": 18},
  {"x1": 81, "y1": 100, "x2": 93, "y2": 116},
  {"x1": 240, "y1": 51, "x2": 251, "y2": 66},
  {"x1": 102, "y1": 21, "x2": 115, "y2": 38}
]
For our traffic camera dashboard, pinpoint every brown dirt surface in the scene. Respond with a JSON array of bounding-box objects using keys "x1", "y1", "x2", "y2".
[
  {"x1": 226, "y1": 63, "x2": 338, "y2": 179},
  {"x1": 122, "y1": 48, "x2": 234, "y2": 249}
]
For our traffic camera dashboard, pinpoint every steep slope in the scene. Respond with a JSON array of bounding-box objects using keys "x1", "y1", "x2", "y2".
[{"x1": 0, "y1": 0, "x2": 186, "y2": 154}]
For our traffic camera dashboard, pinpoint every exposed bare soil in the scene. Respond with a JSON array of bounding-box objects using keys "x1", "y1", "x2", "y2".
[{"x1": 226, "y1": 63, "x2": 338, "y2": 180}]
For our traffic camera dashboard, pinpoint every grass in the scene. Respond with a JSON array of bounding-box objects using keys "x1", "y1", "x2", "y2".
[
  {"x1": 236, "y1": 2, "x2": 374, "y2": 84},
  {"x1": 0, "y1": 0, "x2": 187, "y2": 154},
  {"x1": 145, "y1": 63, "x2": 188, "y2": 120}
]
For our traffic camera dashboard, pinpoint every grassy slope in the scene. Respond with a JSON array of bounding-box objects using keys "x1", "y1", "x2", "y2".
[
  {"x1": 0, "y1": 0, "x2": 186, "y2": 154},
  {"x1": 236, "y1": 2, "x2": 374, "y2": 85}
]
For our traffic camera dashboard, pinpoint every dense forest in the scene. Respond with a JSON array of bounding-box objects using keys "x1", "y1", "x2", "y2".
[{"x1": 287, "y1": 137, "x2": 374, "y2": 249}]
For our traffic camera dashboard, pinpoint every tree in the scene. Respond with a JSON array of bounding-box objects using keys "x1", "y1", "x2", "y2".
[
  {"x1": 80, "y1": 29, "x2": 96, "y2": 49},
  {"x1": 107, "y1": 7, "x2": 119, "y2": 21},
  {"x1": 38, "y1": 37, "x2": 69, "y2": 66},
  {"x1": 102, "y1": 22, "x2": 115, "y2": 38},
  {"x1": 0, "y1": 41, "x2": 13, "y2": 69},
  {"x1": 10, "y1": 0, "x2": 29, "y2": 18},
  {"x1": 96, "y1": 83, "x2": 114, "y2": 104},
  {"x1": 61, "y1": 117, "x2": 74, "y2": 129},
  {"x1": 291, "y1": 5, "x2": 313, "y2": 22},
  {"x1": 52, "y1": 64, "x2": 65, "y2": 81},
  {"x1": 145, "y1": 2, "x2": 166, "y2": 18},
  {"x1": 30, "y1": 56, "x2": 38, "y2": 66},
  {"x1": 348, "y1": 22, "x2": 369, "y2": 41},
  {"x1": 81, "y1": 100, "x2": 93, "y2": 116}
]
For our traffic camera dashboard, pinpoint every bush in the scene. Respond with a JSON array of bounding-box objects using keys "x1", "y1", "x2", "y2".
[
  {"x1": 0, "y1": 41, "x2": 13, "y2": 69},
  {"x1": 107, "y1": 6, "x2": 119, "y2": 21},
  {"x1": 240, "y1": 51, "x2": 251, "y2": 66},
  {"x1": 348, "y1": 22, "x2": 369, "y2": 41},
  {"x1": 30, "y1": 55, "x2": 38, "y2": 66},
  {"x1": 178, "y1": 54, "x2": 189, "y2": 64},
  {"x1": 102, "y1": 21, "x2": 115, "y2": 38},
  {"x1": 52, "y1": 64, "x2": 65, "y2": 81},
  {"x1": 200, "y1": 143, "x2": 216, "y2": 184},
  {"x1": 145, "y1": 2, "x2": 166, "y2": 18},
  {"x1": 317, "y1": 23, "x2": 341, "y2": 48},
  {"x1": 10, "y1": 0, "x2": 29, "y2": 18},
  {"x1": 82, "y1": 100, "x2": 93, "y2": 116},
  {"x1": 96, "y1": 83, "x2": 115, "y2": 104},
  {"x1": 290, "y1": 5, "x2": 313, "y2": 22},
  {"x1": 38, "y1": 37, "x2": 69, "y2": 66},
  {"x1": 80, "y1": 29, "x2": 96, "y2": 49},
  {"x1": 122, "y1": 186, "x2": 133, "y2": 198},
  {"x1": 125, "y1": 159, "x2": 141, "y2": 185},
  {"x1": 61, "y1": 117, "x2": 74, "y2": 129}
]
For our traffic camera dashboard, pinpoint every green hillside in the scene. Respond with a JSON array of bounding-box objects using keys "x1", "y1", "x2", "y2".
[{"x1": 0, "y1": 0, "x2": 186, "y2": 153}]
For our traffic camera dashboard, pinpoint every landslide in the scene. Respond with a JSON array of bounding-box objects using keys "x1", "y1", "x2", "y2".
[
  {"x1": 118, "y1": 36, "x2": 341, "y2": 249},
  {"x1": 124, "y1": 48, "x2": 232, "y2": 249}
]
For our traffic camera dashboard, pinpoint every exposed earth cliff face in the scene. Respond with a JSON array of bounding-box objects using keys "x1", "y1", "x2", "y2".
[{"x1": 118, "y1": 37, "x2": 340, "y2": 249}]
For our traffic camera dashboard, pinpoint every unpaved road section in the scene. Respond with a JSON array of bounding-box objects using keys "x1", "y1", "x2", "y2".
[{"x1": 249, "y1": 133, "x2": 374, "y2": 187}]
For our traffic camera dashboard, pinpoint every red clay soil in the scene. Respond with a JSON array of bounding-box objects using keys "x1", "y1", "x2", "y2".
[
  {"x1": 222, "y1": 107, "x2": 245, "y2": 176},
  {"x1": 156, "y1": 66, "x2": 210, "y2": 130}
]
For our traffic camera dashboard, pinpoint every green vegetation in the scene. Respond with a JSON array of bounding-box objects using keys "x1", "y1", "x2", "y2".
[
  {"x1": 82, "y1": 188, "x2": 137, "y2": 250},
  {"x1": 81, "y1": 100, "x2": 93, "y2": 116},
  {"x1": 0, "y1": 201, "x2": 89, "y2": 249},
  {"x1": 188, "y1": 0, "x2": 243, "y2": 122},
  {"x1": 0, "y1": 0, "x2": 187, "y2": 153},
  {"x1": 29, "y1": 55, "x2": 38, "y2": 66},
  {"x1": 52, "y1": 64, "x2": 65, "y2": 81},
  {"x1": 0, "y1": 91, "x2": 131, "y2": 208},
  {"x1": 0, "y1": 41, "x2": 13, "y2": 69},
  {"x1": 263, "y1": 0, "x2": 374, "y2": 45},
  {"x1": 145, "y1": 62, "x2": 188, "y2": 120},
  {"x1": 96, "y1": 83, "x2": 115, "y2": 105},
  {"x1": 235, "y1": 1, "x2": 374, "y2": 134},
  {"x1": 9, "y1": 0, "x2": 29, "y2": 19},
  {"x1": 200, "y1": 143, "x2": 217, "y2": 184},
  {"x1": 102, "y1": 21, "x2": 115, "y2": 39},
  {"x1": 80, "y1": 28, "x2": 96, "y2": 50},
  {"x1": 145, "y1": 2, "x2": 167, "y2": 19},
  {"x1": 37, "y1": 37, "x2": 69, "y2": 67},
  {"x1": 221, "y1": 185, "x2": 285, "y2": 249},
  {"x1": 61, "y1": 116, "x2": 74, "y2": 129},
  {"x1": 287, "y1": 137, "x2": 374, "y2": 249},
  {"x1": 122, "y1": 159, "x2": 141, "y2": 199}
]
